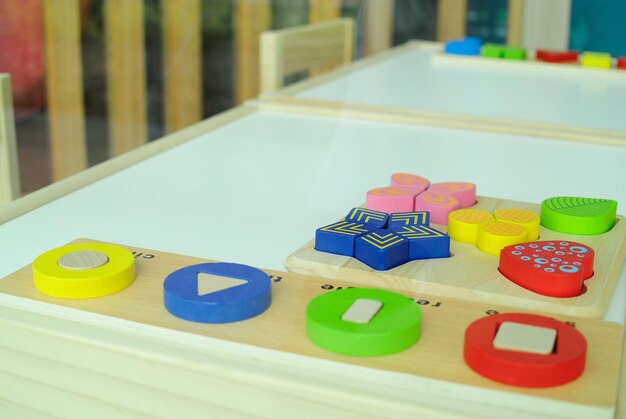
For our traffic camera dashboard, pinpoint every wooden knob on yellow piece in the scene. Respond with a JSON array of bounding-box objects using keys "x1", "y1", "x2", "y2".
[
  {"x1": 494, "y1": 208, "x2": 540, "y2": 240},
  {"x1": 476, "y1": 222, "x2": 528, "y2": 256},
  {"x1": 33, "y1": 243, "x2": 135, "y2": 299},
  {"x1": 447, "y1": 209, "x2": 495, "y2": 244}
]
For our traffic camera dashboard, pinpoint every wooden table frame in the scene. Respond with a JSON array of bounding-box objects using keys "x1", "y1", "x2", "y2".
[{"x1": 1, "y1": 101, "x2": 625, "y2": 418}]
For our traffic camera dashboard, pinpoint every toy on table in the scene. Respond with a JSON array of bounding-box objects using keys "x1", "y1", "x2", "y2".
[
  {"x1": 32, "y1": 243, "x2": 135, "y2": 298},
  {"x1": 499, "y1": 241, "x2": 594, "y2": 298},
  {"x1": 618, "y1": 57, "x2": 626, "y2": 70},
  {"x1": 580, "y1": 52, "x2": 612, "y2": 69},
  {"x1": 540, "y1": 196, "x2": 617, "y2": 235},
  {"x1": 443, "y1": 36, "x2": 482, "y2": 56},
  {"x1": 10, "y1": 238, "x2": 624, "y2": 413},
  {"x1": 480, "y1": 43, "x2": 526, "y2": 60},
  {"x1": 163, "y1": 262, "x2": 272, "y2": 323},
  {"x1": 315, "y1": 206, "x2": 449, "y2": 271},
  {"x1": 464, "y1": 313, "x2": 587, "y2": 388},
  {"x1": 306, "y1": 287, "x2": 422, "y2": 356},
  {"x1": 448, "y1": 207, "x2": 540, "y2": 256},
  {"x1": 366, "y1": 173, "x2": 476, "y2": 224},
  {"x1": 535, "y1": 49, "x2": 579, "y2": 64}
]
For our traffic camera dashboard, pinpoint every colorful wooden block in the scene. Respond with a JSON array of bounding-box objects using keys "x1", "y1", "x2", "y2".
[
  {"x1": 476, "y1": 221, "x2": 528, "y2": 256},
  {"x1": 535, "y1": 49, "x2": 579, "y2": 64},
  {"x1": 581, "y1": 52, "x2": 612, "y2": 69},
  {"x1": 390, "y1": 173, "x2": 430, "y2": 192},
  {"x1": 464, "y1": 313, "x2": 586, "y2": 388},
  {"x1": 355, "y1": 229, "x2": 409, "y2": 270},
  {"x1": 540, "y1": 196, "x2": 617, "y2": 235},
  {"x1": 315, "y1": 221, "x2": 375, "y2": 256},
  {"x1": 163, "y1": 262, "x2": 271, "y2": 323},
  {"x1": 503, "y1": 47, "x2": 526, "y2": 60},
  {"x1": 344, "y1": 207, "x2": 389, "y2": 228},
  {"x1": 306, "y1": 288, "x2": 422, "y2": 356},
  {"x1": 481, "y1": 43, "x2": 505, "y2": 58},
  {"x1": 444, "y1": 36, "x2": 482, "y2": 56},
  {"x1": 447, "y1": 209, "x2": 495, "y2": 243},
  {"x1": 618, "y1": 57, "x2": 626, "y2": 70},
  {"x1": 393, "y1": 225, "x2": 450, "y2": 260},
  {"x1": 366, "y1": 186, "x2": 418, "y2": 213},
  {"x1": 428, "y1": 182, "x2": 476, "y2": 207},
  {"x1": 414, "y1": 190, "x2": 461, "y2": 224},
  {"x1": 493, "y1": 208, "x2": 540, "y2": 240},
  {"x1": 33, "y1": 243, "x2": 135, "y2": 299},
  {"x1": 499, "y1": 240, "x2": 594, "y2": 297},
  {"x1": 387, "y1": 211, "x2": 430, "y2": 228}
]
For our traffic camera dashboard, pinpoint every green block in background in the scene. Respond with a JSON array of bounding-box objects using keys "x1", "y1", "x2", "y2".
[
  {"x1": 540, "y1": 196, "x2": 618, "y2": 235},
  {"x1": 481, "y1": 43, "x2": 505, "y2": 58},
  {"x1": 504, "y1": 47, "x2": 527, "y2": 60},
  {"x1": 306, "y1": 288, "x2": 422, "y2": 356}
]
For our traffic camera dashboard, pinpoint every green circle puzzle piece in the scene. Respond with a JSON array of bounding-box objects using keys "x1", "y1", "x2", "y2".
[
  {"x1": 306, "y1": 288, "x2": 422, "y2": 356},
  {"x1": 540, "y1": 196, "x2": 618, "y2": 235}
]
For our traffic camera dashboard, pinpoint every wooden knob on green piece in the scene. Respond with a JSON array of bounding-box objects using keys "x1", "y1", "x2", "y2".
[{"x1": 540, "y1": 197, "x2": 617, "y2": 235}]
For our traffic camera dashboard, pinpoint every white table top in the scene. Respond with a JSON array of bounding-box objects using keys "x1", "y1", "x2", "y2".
[
  {"x1": 1, "y1": 108, "x2": 625, "y2": 323},
  {"x1": 292, "y1": 43, "x2": 626, "y2": 133}
]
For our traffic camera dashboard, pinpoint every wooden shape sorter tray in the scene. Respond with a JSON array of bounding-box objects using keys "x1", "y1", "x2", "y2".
[
  {"x1": 0, "y1": 239, "x2": 623, "y2": 418},
  {"x1": 285, "y1": 196, "x2": 626, "y2": 319}
]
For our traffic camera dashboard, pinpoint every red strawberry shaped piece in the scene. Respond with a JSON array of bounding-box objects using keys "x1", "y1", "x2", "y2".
[{"x1": 499, "y1": 241, "x2": 594, "y2": 298}]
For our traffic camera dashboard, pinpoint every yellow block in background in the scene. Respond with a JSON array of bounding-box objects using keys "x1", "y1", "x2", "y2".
[
  {"x1": 581, "y1": 52, "x2": 612, "y2": 69},
  {"x1": 448, "y1": 209, "x2": 495, "y2": 244},
  {"x1": 494, "y1": 208, "x2": 540, "y2": 240},
  {"x1": 477, "y1": 221, "x2": 528, "y2": 256}
]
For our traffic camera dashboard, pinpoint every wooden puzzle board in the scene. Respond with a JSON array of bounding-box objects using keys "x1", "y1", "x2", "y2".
[
  {"x1": 0, "y1": 239, "x2": 622, "y2": 418},
  {"x1": 285, "y1": 196, "x2": 626, "y2": 319}
]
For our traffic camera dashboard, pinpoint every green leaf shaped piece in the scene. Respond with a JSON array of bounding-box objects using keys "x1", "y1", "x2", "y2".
[{"x1": 540, "y1": 196, "x2": 617, "y2": 235}]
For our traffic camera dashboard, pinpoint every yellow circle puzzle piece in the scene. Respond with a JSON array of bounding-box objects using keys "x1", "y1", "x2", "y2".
[
  {"x1": 33, "y1": 243, "x2": 135, "y2": 299},
  {"x1": 448, "y1": 209, "x2": 495, "y2": 244},
  {"x1": 494, "y1": 208, "x2": 540, "y2": 241},
  {"x1": 476, "y1": 221, "x2": 528, "y2": 256}
]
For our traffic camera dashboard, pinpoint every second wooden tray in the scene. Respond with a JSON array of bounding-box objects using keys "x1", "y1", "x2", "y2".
[{"x1": 285, "y1": 196, "x2": 626, "y2": 318}]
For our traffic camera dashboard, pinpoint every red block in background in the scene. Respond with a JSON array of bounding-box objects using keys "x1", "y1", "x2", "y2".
[
  {"x1": 617, "y1": 57, "x2": 626, "y2": 70},
  {"x1": 536, "y1": 49, "x2": 579, "y2": 64}
]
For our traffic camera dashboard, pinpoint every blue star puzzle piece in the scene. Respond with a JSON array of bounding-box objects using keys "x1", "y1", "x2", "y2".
[
  {"x1": 392, "y1": 225, "x2": 450, "y2": 260},
  {"x1": 355, "y1": 229, "x2": 409, "y2": 270},
  {"x1": 344, "y1": 207, "x2": 389, "y2": 228},
  {"x1": 315, "y1": 221, "x2": 377, "y2": 256},
  {"x1": 387, "y1": 211, "x2": 430, "y2": 228},
  {"x1": 444, "y1": 36, "x2": 483, "y2": 56}
]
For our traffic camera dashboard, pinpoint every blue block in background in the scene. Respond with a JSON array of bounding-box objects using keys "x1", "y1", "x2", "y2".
[
  {"x1": 315, "y1": 221, "x2": 375, "y2": 256},
  {"x1": 392, "y1": 225, "x2": 450, "y2": 260},
  {"x1": 345, "y1": 207, "x2": 389, "y2": 228},
  {"x1": 444, "y1": 36, "x2": 483, "y2": 55},
  {"x1": 355, "y1": 229, "x2": 408, "y2": 270},
  {"x1": 388, "y1": 211, "x2": 430, "y2": 228}
]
